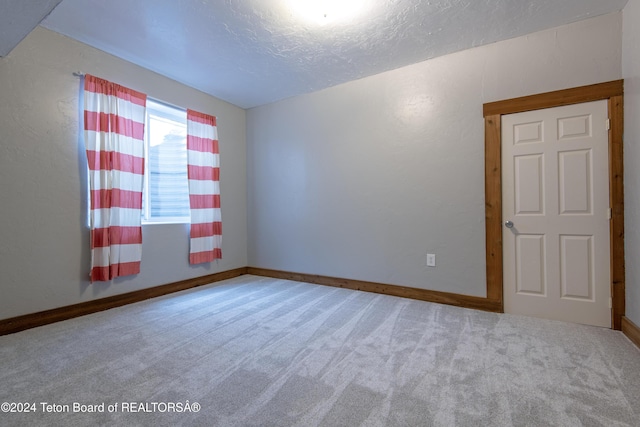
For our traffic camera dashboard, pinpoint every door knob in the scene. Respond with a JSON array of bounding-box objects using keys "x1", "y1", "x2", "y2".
[{"x1": 505, "y1": 220, "x2": 514, "y2": 228}]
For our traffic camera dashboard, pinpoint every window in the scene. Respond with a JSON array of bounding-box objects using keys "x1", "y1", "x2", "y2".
[
  {"x1": 83, "y1": 74, "x2": 222, "y2": 271},
  {"x1": 142, "y1": 99, "x2": 191, "y2": 224}
]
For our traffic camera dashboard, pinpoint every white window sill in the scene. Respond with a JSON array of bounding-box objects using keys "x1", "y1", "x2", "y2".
[{"x1": 142, "y1": 218, "x2": 190, "y2": 226}]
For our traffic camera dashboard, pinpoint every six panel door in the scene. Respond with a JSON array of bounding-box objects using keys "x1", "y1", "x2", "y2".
[{"x1": 502, "y1": 100, "x2": 611, "y2": 327}]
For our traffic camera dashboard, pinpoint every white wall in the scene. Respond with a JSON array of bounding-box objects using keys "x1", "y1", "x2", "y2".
[
  {"x1": 0, "y1": 27, "x2": 247, "y2": 320},
  {"x1": 623, "y1": 0, "x2": 640, "y2": 326},
  {"x1": 247, "y1": 13, "x2": 623, "y2": 297}
]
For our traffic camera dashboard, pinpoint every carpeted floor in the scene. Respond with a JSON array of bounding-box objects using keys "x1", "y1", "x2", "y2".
[{"x1": 1, "y1": 275, "x2": 639, "y2": 426}]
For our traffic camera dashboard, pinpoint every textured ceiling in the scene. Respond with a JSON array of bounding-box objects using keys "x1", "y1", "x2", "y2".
[
  {"x1": 0, "y1": 0, "x2": 62, "y2": 56},
  {"x1": 37, "y1": 0, "x2": 629, "y2": 109}
]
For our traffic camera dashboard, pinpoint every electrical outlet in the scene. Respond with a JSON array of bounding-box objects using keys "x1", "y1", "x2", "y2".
[{"x1": 427, "y1": 253, "x2": 436, "y2": 267}]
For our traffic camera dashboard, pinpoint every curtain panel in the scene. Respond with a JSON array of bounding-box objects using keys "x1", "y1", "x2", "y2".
[
  {"x1": 83, "y1": 75, "x2": 147, "y2": 282},
  {"x1": 186, "y1": 110, "x2": 222, "y2": 264}
]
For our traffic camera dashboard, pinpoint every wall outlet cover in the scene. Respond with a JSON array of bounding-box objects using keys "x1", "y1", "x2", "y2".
[{"x1": 427, "y1": 253, "x2": 436, "y2": 267}]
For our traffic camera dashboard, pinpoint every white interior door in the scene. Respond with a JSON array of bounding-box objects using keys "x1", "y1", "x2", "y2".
[{"x1": 502, "y1": 100, "x2": 611, "y2": 327}]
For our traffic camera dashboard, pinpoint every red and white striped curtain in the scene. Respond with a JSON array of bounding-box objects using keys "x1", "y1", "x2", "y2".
[
  {"x1": 84, "y1": 75, "x2": 146, "y2": 282},
  {"x1": 187, "y1": 110, "x2": 222, "y2": 264}
]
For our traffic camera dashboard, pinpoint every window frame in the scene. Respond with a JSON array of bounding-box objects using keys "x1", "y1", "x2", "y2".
[{"x1": 141, "y1": 98, "x2": 191, "y2": 225}]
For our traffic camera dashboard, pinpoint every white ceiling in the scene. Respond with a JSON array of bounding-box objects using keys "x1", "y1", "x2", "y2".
[
  {"x1": 8, "y1": 0, "x2": 631, "y2": 108},
  {"x1": 0, "y1": 0, "x2": 62, "y2": 56}
]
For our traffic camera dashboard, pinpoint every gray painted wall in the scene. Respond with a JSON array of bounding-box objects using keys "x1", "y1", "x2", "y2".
[
  {"x1": 0, "y1": 27, "x2": 248, "y2": 320},
  {"x1": 623, "y1": 0, "x2": 640, "y2": 327},
  {"x1": 247, "y1": 13, "x2": 623, "y2": 298}
]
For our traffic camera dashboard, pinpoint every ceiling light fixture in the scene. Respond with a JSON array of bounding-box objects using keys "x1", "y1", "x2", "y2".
[{"x1": 288, "y1": 0, "x2": 366, "y2": 25}]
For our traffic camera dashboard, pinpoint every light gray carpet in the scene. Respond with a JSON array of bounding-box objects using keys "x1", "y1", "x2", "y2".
[{"x1": 1, "y1": 275, "x2": 639, "y2": 426}]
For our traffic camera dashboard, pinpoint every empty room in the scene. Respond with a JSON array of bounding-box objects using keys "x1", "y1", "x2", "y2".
[{"x1": 1, "y1": 0, "x2": 640, "y2": 425}]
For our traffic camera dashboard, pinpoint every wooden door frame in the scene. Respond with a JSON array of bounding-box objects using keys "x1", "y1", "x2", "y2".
[{"x1": 483, "y1": 80, "x2": 625, "y2": 330}]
